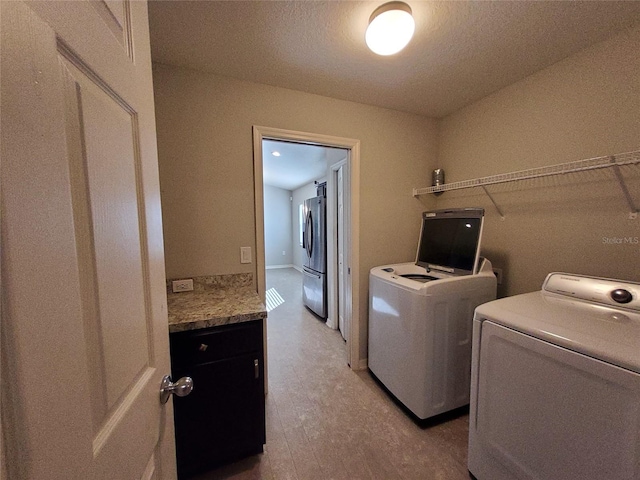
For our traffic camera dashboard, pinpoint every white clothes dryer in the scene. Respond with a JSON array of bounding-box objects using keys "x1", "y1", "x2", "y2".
[{"x1": 468, "y1": 273, "x2": 640, "y2": 480}]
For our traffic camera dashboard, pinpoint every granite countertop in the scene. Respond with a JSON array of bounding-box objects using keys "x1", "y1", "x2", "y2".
[{"x1": 167, "y1": 274, "x2": 267, "y2": 333}]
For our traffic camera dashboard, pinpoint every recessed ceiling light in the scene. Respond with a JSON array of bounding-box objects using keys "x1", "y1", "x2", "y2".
[
  {"x1": 272, "y1": 151, "x2": 281, "y2": 157},
  {"x1": 366, "y1": 1, "x2": 415, "y2": 56}
]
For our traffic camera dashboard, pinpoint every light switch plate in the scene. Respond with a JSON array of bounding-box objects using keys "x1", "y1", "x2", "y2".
[{"x1": 240, "y1": 246, "x2": 252, "y2": 264}]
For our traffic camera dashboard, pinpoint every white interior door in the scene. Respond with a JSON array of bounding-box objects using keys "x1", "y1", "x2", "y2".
[
  {"x1": 1, "y1": 2, "x2": 176, "y2": 479},
  {"x1": 337, "y1": 165, "x2": 348, "y2": 341}
]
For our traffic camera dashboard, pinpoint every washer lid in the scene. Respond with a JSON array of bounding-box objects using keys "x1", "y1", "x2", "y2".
[{"x1": 475, "y1": 290, "x2": 640, "y2": 374}]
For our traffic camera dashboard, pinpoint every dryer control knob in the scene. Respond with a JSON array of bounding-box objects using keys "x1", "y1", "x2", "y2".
[{"x1": 610, "y1": 289, "x2": 633, "y2": 304}]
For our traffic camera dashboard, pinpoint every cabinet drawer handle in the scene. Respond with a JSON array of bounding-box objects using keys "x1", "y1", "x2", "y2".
[
  {"x1": 254, "y1": 359, "x2": 259, "y2": 379},
  {"x1": 198, "y1": 343, "x2": 208, "y2": 352}
]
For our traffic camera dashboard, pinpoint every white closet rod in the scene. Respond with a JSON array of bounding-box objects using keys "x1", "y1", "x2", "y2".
[{"x1": 413, "y1": 150, "x2": 640, "y2": 216}]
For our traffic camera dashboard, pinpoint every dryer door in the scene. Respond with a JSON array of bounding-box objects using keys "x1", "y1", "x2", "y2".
[{"x1": 469, "y1": 321, "x2": 640, "y2": 480}]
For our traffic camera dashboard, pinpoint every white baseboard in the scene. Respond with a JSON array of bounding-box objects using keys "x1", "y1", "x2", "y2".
[
  {"x1": 292, "y1": 265, "x2": 303, "y2": 273},
  {"x1": 265, "y1": 264, "x2": 295, "y2": 270}
]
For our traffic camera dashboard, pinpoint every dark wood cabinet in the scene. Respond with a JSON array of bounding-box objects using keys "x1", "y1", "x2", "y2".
[{"x1": 170, "y1": 320, "x2": 265, "y2": 479}]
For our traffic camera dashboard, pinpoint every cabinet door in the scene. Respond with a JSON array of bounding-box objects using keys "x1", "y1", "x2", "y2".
[{"x1": 173, "y1": 353, "x2": 265, "y2": 478}]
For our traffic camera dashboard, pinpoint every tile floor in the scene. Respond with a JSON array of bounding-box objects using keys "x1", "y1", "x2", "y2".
[{"x1": 192, "y1": 268, "x2": 471, "y2": 480}]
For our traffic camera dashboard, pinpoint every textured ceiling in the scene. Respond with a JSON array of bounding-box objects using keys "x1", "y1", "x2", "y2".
[
  {"x1": 148, "y1": 1, "x2": 640, "y2": 118},
  {"x1": 262, "y1": 140, "x2": 348, "y2": 190}
]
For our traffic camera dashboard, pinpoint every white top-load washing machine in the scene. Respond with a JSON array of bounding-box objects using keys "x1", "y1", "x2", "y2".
[
  {"x1": 368, "y1": 208, "x2": 497, "y2": 421},
  {"x1": 468, "y1": 273, "x2": 640, "y2": 480}
]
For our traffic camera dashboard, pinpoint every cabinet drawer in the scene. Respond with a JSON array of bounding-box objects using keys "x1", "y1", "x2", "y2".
[{"x1": 170, "y1": 319, "x2": 263, "y2": 369}]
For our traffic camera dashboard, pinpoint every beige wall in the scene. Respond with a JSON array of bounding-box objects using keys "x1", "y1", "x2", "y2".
[
  {"x1": 437, "y1": 26, "x2": 640, "y2": 297},
  {"x1": 153, "y1": 63, "x2": 438, "y2": 361}
]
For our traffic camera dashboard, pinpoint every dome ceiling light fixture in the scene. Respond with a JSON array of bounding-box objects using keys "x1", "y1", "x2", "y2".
[{"x1": 365, "y1": 1, "x2": 415, "y2": 56}]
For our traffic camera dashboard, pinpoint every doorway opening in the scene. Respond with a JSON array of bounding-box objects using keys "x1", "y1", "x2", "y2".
[{"x1": 252, "y1": 126, "x2": 361, "y2": 370}]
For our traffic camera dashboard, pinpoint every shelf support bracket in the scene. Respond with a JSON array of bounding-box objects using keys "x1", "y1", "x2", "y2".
[
  {"x1": 610, "y1": 156, "x2": 638, "y2": 216},
  {"x1": 481, "y1": 186, "x2": 505, "y2": 219}
]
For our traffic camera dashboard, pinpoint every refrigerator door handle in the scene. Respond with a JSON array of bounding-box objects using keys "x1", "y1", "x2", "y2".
[
  {"x1": 306, "y1": 211, "x2": 313, "y2": 258},
  {"x1": 302, "y1": 268, "x2": 321, "y2": 280}
]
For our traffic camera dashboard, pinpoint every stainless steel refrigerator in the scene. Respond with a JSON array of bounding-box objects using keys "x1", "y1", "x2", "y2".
[{"x1": 302, "y1": 195, "x2": 327, "y2": 318}]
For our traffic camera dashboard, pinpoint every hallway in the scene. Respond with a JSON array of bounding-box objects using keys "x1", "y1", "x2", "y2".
[{"x1": 193, "y1": 268, "x2": 470, "y2": 480}]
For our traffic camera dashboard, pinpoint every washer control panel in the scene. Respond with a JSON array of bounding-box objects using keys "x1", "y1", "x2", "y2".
[{"x1": 543, "y1": 273, "x2": 640, "y2": 311}]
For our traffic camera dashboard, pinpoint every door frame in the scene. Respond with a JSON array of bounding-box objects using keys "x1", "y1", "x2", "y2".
[{"x1": 252, "y1": 126, "x2": 361, "y2": 369}]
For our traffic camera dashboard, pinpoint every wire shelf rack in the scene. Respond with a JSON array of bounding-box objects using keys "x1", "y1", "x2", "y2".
[{"x1": 413, "y1": 150, "x2": 640, "y2": 218}]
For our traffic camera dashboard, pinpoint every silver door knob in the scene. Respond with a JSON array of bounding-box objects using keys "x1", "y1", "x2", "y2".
[{"x1": 160, "y1": 375, "x2": 193, "y2": 404}]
